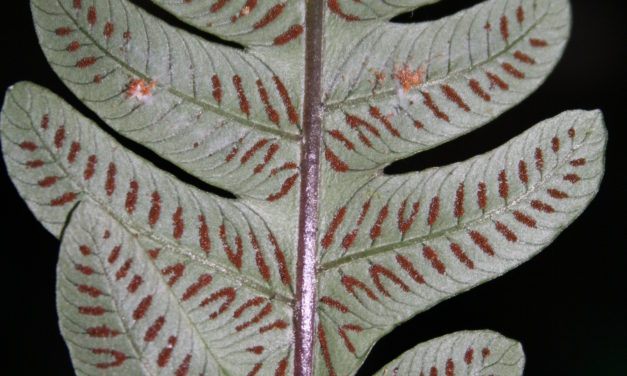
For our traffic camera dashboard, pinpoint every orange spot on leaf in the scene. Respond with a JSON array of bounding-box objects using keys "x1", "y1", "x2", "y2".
[
  {"x1": 392, "y1": 63, "x2": 426, "y2": 92},
  {"x1": 126, "y1": 78, "x2": 155, "y2": 100}
]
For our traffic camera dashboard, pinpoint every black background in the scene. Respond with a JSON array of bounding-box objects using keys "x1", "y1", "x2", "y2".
[{"x1": 0, "y1": 1, "x2": 624, "y2": 375}]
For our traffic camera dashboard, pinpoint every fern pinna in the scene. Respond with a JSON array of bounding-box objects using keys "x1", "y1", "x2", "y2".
[{"x1": 0, "y1": 0, "x2": 606, "y2": 375}]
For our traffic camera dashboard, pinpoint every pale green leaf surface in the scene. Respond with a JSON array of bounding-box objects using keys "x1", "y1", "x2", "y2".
[
  {"x1": 315, "y1": 110, "x2": 606, "y2": 375},
  {"x1": 58, "y1": 200, "x2": 294, "y2": 375},
  {"x1": 0, "y1": 0, "x2": 608, "y2": 375},
  {"x1": 323, "y1": 0, "x2": 570, "y2": 171},
  {"x1": 371, "y1": 330, "x2": 524, "y2": 376},
  {"x1": 32, "y1": 0, "x2": 303, "y2": 199},
  {"x1": 326, "y1": 0, "x2": 443, "y2": 21},
  {"x1": 1, "y1": 82, "x2": 296, "y2": 297},
  {"x1": 2, "y1": 81, "x2": 298, "y2": 374},
  {"x1": 148, "y1": 0, "x2": 305, "y2": 47}
]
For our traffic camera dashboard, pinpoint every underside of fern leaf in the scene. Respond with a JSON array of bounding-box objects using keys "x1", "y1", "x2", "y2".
[{"x1": 0, "y1": 0, "x2": 606, "y2": 375}]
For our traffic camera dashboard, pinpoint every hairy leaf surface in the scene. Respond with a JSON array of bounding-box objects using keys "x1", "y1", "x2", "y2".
[
  {"x1": 32, "y1": 0, "x2": 303, "y2": 199},
  {"x1": 323, "y1": 0, "x2": 570, "y2": 171},
  {"x1": 0, "y1": 0, "x2": 607, "y2": 375}
]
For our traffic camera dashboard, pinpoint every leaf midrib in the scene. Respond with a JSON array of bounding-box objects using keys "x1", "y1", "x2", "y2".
[
  {"x1": 293, "y1": 1, "x2": 325, "y2": 375},
  {"x1": 50, "y1": 0, "x2": 301, "y2": 141}
]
